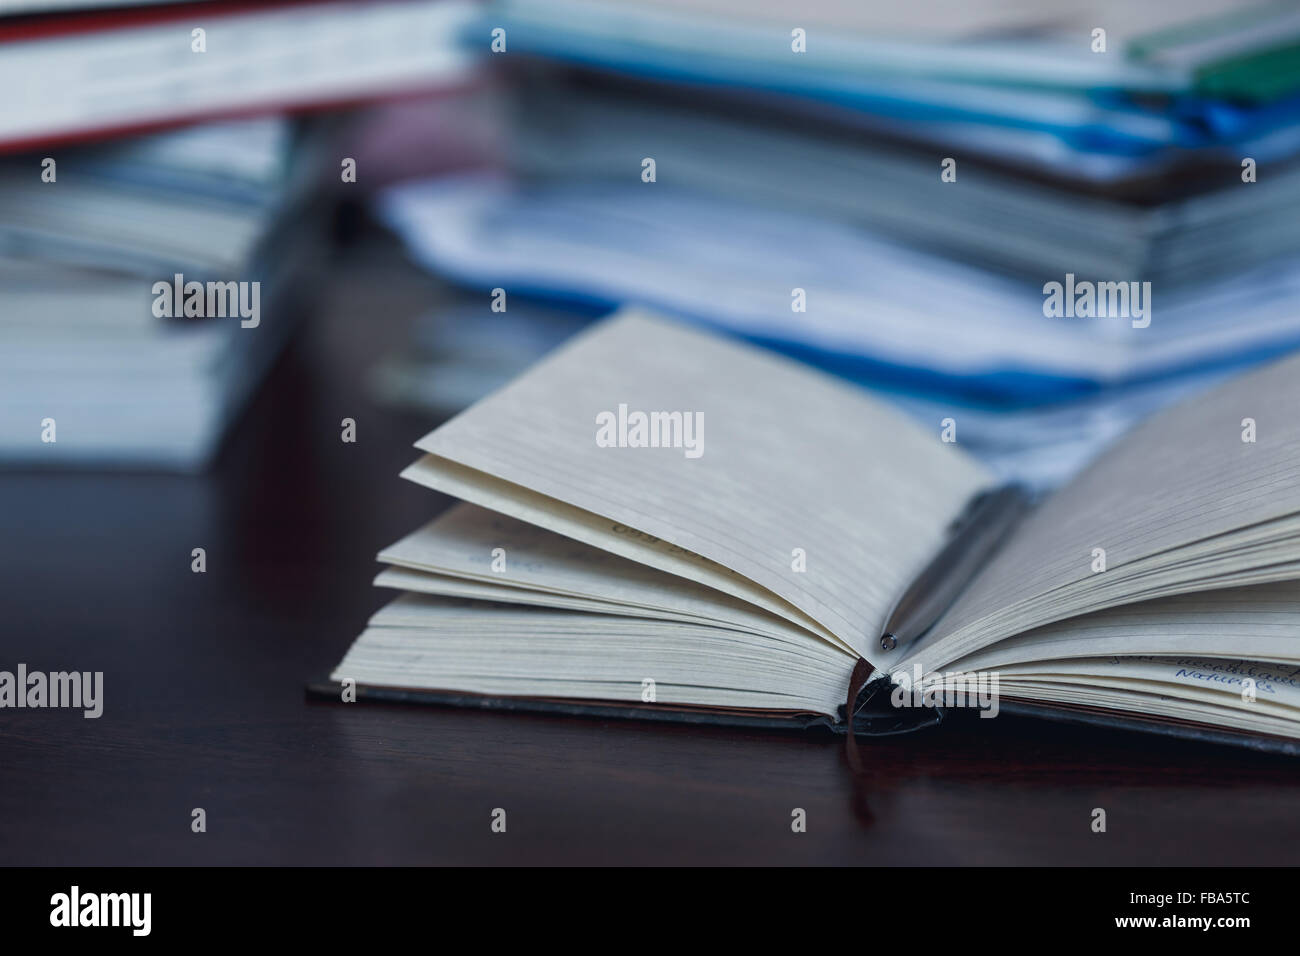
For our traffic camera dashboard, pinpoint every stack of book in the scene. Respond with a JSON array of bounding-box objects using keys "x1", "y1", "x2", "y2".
[
  {"x1": 0, "y1": 0, "x2": 478, "y2": 469},
  {"x1": 374, "y1": 0, "x2": 1300, "y2": 486},
  {"x1": 0, "y1": 118, "x2": 309, "y2": 468}
]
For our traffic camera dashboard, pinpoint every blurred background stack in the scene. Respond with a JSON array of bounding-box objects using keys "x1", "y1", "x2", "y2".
[
  {"x1": 0, "y1": 117, "x2": 315, "y2": 467},
  {"x1": 7, "y1": 0, "x2": 1300, "y2": 486},
  {"x1": 0, "y1": 0, "x2": 477, "y2": 469},
  {"x1": 372, "y1": 0, "x2": 1300, "y2": 487}
]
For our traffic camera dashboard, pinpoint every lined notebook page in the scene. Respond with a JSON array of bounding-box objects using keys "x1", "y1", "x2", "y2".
[
  {"x1": 951, "y1": 582, "x2": 1300, "y2": 672},
  {"x1": 922, "y1": 349, "x2": 1300, "y2": 665},
  {"x1": 407, "y1": 310, "x2": 990, "y2": 659},
  {"x1": 378, "y1": 502, "x2": 818, "y2": 643}
]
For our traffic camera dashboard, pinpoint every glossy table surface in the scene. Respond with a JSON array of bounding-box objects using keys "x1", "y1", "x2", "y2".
[{"x1": 4, "y1": 231, "x2": 1299, "y2": 867}]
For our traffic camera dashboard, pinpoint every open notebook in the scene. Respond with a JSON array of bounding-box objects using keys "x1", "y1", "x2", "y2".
[{"x1": 321, "y1": 310, "x2": 1300, "y2": 753}]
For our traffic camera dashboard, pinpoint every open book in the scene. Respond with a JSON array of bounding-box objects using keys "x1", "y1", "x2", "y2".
[{"x1": 323, "y1": 310, "x2": 1300, "y2": 753}]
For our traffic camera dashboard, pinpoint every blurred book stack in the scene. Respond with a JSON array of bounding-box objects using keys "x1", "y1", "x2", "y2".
[
  {"x1": 0, "y1": 118, "x2": 318, "y2": 468},
  {"x1": 375, "y1": 0, "x2": 1300, "y2": 487},
  {"x1": 1, "y1": 0, "x2": 478, "y2": 470}
]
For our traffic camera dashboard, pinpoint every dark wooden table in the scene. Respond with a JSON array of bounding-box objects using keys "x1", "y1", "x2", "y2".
[{"x1": 4, "y1": 230, "x2": 1300, "y2": 867}]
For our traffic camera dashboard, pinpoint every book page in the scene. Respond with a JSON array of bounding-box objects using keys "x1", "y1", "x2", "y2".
[
  {"x1": 402, "y1": 310, "x2": 991, "y2": 660},
  {"x1": 990, "y1": 675, "x2": 1300, "y2": 740},
  {"x1": 334, "y1": 594, "x2": 850, "y2": 714},
  {"x1": 897, "y1": 583, "x2": 1300, "y2": 740},
  {"x1": 947, "y1": 581, "x2": 1300, "y2": 673},
  {"x1": 911, "y1": 349, "x2": 1300, "y2": 670},
  {"x1": 377, "y1": 502, "x2": 819, "y2": 644},
  {"x1": 997, "y1": 655, "x2": 1300, "y2": 718}
]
